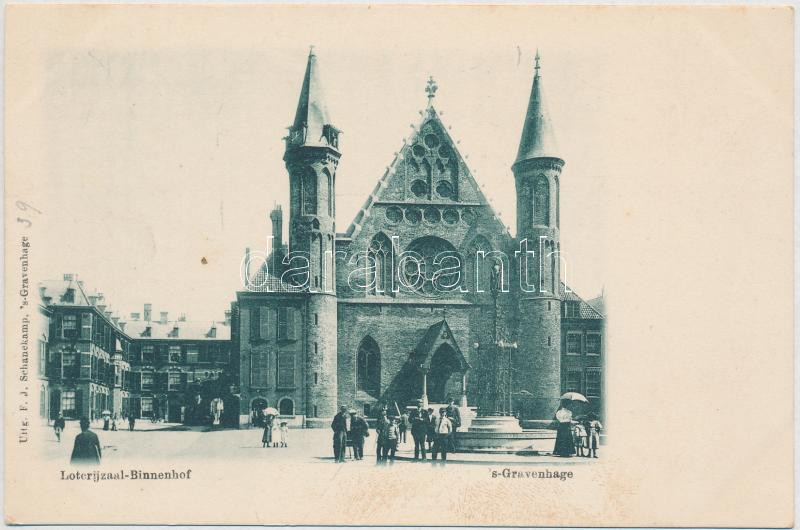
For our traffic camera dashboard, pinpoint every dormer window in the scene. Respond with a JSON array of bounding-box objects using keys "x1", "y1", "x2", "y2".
[
  {"x1": 322, "y1": 124, "x2": 339, "y2": 148},
  {"x1": 208, "y1": 326, "x2": 217, "y2": 338},
  {"x1": 141, "y1": 326, "x2": 151, "y2": 338},
  {"x1": 169, "y1": 326, "x2": 179, "y2": 338}
]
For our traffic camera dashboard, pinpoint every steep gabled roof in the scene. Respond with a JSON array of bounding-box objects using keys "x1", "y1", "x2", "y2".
[
  {"x1": 515, "y1": 52, "x2": 560, "y2": 164},
  {"x1": 413, "y1": 319, "x2": 470, "y2": 371},
  {"x1": 344, "y1": 104, "x2": 512, "y2": 242}
]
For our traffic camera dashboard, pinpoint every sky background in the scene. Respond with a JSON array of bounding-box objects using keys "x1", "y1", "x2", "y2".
[{"x1": 28, "y1": 7, "x2": 611, "y2": 322}]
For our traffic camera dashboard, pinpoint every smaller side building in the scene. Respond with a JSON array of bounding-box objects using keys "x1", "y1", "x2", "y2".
[
  {"x1": 125, "y1": 307, "x2": 235, "y2": 426},
  {"x1": 560, "y1": 286, "x2": 605, "y2": 417}
]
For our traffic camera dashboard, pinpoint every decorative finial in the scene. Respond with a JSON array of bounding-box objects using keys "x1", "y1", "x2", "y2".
[
  {"x1": 309, "y1": 45, "x2": 315, "y2": 57},
  {"x1": 425, "y1": 76, "x2": 438, "y2": 107},
  {"x1": 535, "y1": 49, "x2": 541, "y2": 73}
]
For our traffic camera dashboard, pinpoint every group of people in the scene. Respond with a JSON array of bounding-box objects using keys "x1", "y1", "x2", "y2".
[
  {"x1": 330, "y1": 398, "x2": 463, "y2": 464},
  {"x1": 553, "y1": 401, "x2": 603, "y2": 458},
  {"x1": 261, "y1": 413, "x2": 290, "y2": 448}
]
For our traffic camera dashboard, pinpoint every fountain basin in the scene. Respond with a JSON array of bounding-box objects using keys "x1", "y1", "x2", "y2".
[{"x1": 454, "y1": 415, "x2": 556, "y2": 454}]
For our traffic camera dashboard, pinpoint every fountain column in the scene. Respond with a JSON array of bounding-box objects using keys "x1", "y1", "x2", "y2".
[
  {"x1": 420, "y1": 368, "x2": 429, "y2": 410},
  {"x1": 460, "y1": 371, "x2": 468, "y2": 407}
]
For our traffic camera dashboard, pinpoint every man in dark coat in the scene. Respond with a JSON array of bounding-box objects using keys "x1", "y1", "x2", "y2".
[
  {"x1": 410, "y1": 407, "x2": 428, "y2": 460},
  {"x1": 349, "y1": 412, "x2": 369, "y2": 460},
  {"x1": 70, "y1": 417, "x2": 101, "y2": 465},
  {"x1": 53, "y1": 413, "x2": 66, "y2": 442},
  {"x1": 331, "y1": 406, "x2": 349, "y2": 463}
]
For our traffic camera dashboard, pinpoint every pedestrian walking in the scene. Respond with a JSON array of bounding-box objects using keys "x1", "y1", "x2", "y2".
[
  {"x1": 70, "y1": 417, "x2": 101, "y2": 465},
  {"x1": 586, "y1": 412, "x2": 603, "y2": 458},
  {"x1": 331, "y1": 406, "x2": 349, "y2": 463},
  {"x1": 279, "y1": 421, "x2": 289, "y2": 448},
  {"x1": 262, "y1": 414, "x2": 275, "y2": 448},
  {"x1": 431, "y1": 408, "x2": 452, "y2": 463},
  {"x1": 349, "y1": 412, "x2": 369, "y2": 460},
  {"x1": 111, "y1": 415, "x2": 118, "y2": 431},
  {"x1": 128, "y1": 415, "x2": 136, "y2": 431},
  {"x1": 410, "y1": 407, "x2": 428, "y2": 460},
  {"x1": 553, "y1": 401, "x2": 575, "y2": 457},
  {"x1": 53, "y1": 413, "x2": 65, "y2": 442}
]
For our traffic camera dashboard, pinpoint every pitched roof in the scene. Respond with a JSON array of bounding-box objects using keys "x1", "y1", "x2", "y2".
[
  {"x1": 344, "y1": 104, "x2": 512, "y2": 242},
  {"x1": 39, "y1": 277, "x2": 127, "y2": 330},
  {"x1": 246, "y1": 263, "x2": 307, "y2": 294},
  {"x1": 124, "y1": 319, "x2": 231, "y2": 341},
  {"x1": 413, "y1": 319, "x2": 469, "y2": 371},
  {"x1": 515, "y1": 53, "x2": 561, "y2": 164},
  {"x1": 560, "y1": 283, "x2": 604, "y2": 319}
]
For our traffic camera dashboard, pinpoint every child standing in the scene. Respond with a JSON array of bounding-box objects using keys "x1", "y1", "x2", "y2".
[
  {"x1": 279, "y1": 421, "x2": 289, "y2": 448},
  {"x1": 572, "y1": 421, "x2": 587, "y2": 457},
  {"x1": 586, "y1": 413, "x2": 603, "y2": 458}
]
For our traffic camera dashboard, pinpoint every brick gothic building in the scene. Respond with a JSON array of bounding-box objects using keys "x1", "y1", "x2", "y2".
[{"x1": 235, "y1": 50, "x2": 606, "y2": 427}]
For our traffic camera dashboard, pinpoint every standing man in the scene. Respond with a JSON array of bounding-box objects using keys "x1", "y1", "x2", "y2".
[
  {"x1": 410, "y1": 406, "x2": 428, "y2": 460},
  {"x1": 446, "y1": 398, "x2": 461, "y2": 453},
  {"x1": 349, "y1": 412, "x2": 369, "y2": 460},
  {"x1": 70, "y1": 417, "x2": 102, "y2": 465},
  {"x1": 426, "y1": 407, "x2": 437, "y2": 452},
  {"x1": 53, "y1": 413, "x2": 65, "y2": 442},
  {"x1": 375, "y1": 410, "x2": 390, "y2": 464},
  {"x1": 331, "y1": 406, "x2": 349, "y2": 463},
  {"x1": 399, "y1": 410, "x2": 410, "y2": 445},
  {"x1": 128, "y1": 414, "x2": 136, "y2": 431},
  {"x1": 431, "y1": 408, "x2": 452, "y2": 464}
]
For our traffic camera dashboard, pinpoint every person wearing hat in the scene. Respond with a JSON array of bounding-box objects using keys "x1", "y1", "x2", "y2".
[
  {"x1": 553, "y1": 400, "x2": 575, "y2": 457},
  {"x1": 331, "y1": 405, "x2": 349, "y2": 463},
  {"x1": 586, "y1": 412, "x2": 603, "y2": 458},
  {"x1": 349, "y1": 411, "x2": 369, "y2": 460},
  {"x1": 431, "y1": 408, "x2": 453, "y2": 463},
  {"x1": 70, "y1": 417, "x2": 101, "y2": 465},
  {"x1": 410, "y1": 406, "x2": 429, "y2": 460}
]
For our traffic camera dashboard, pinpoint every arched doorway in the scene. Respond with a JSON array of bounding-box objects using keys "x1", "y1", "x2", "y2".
[
  {"x1": 250, "y1": 397, "x2": 268, "y2": 427},
  {"x1": 428, "y1": 344, "x2": 462, "y2": 403},
  {"x1": 279, "y1": 397, "x2": 294, "y2": 416}
]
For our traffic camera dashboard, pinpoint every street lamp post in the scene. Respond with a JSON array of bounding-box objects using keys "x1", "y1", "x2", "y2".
[
  {"x1": 489, "y1": 263, "x2": 502, "y2": 414},
  {"x1": 497, "y1": 339, "x2": 518, "y2": 415}
]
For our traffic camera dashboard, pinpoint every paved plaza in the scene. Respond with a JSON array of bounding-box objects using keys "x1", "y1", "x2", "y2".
[{"x1": 41, "y1": 420, "x2": 597, "y2": 466}]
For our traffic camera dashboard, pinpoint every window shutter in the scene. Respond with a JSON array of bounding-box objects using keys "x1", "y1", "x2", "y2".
[
  {"x1": 181, "y1": 372, "x2": 188, "y2": 389},
  {"x1": 132, "y1": 397, "x2": 141, "y2": 419},
  {"x1": 260, "y1": 307, "x2": 275, "y2": 340},
  {"x1": 80, "y1": 313, "x2": 92, "y2": 340},
  {"x1": 157, "y1": 372, "x2": 168, "y2": 392},
  {"x1": 277, "y1": 352, "x2": 295, "y2": 389},
  {"x1": 159, "y1": 345, "x2": 169, "y2": 365},
  {"x1": 54, "y1": 314, "x2": 63, "y2": 340},
  {"x1": 132, "y1": 371, "x2": 141, "y2": 392}
]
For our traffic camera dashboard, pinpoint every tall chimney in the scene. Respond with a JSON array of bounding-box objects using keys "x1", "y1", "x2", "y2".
[
  {"x1": 270, "y1": 205, "x2": 283, "y2": 251},
  {"x1": 160, "y1": 311, "x2": 169, "y2": 324},
  {"x1": 143, "y1": 303, "x2": 152, "y2": 322},
  {"x1": 224, "y1": 310, "x2": 232, "y2": 326}
]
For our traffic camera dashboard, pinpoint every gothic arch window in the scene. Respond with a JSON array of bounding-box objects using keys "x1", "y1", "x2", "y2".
[
  {"x1": 402, "y1": 236, "x2": 461, "y2": 297},
  {"x1": 368, "y1": 232, "x2": 393, "y2": 295},
  {"x1": 357, "y1": 336, "x2": 380, "y2": 397},
  {"x1": 555, "y1": 176, "x2": 560, "y2": 228},
  {"x1": 534, "y1": 176, "x2": 550, "y2": 226},
  {"x1": 303, "y1": 170, "x2": 317, "y2": 215},
  {"x1": 323, "y1": 168, "x2": 333, "y2": 218}
]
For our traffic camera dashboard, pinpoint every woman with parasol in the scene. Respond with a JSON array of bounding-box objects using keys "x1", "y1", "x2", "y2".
[{"x1": 262, "y1": 407, "x2": 278, "y2": 448}]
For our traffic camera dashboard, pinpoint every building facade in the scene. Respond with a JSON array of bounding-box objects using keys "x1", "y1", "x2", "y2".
[{"x1": 235, "y1": 50, "x2": 606, "y2": 427}]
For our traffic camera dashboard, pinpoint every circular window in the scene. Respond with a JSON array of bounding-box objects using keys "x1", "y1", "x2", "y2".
[
  {"x1": 412, "y1": 144, "x2": 426, "y2": 158},
  {"x1": 443, "y1": 209, "x2": 459, "y2": 225},
  {"x1": 405, "y1": 208, "x2": 421, "y2": 225},
  {"x1": 385, "y1": 206, "x2": 402, "y2": 223},
  {"x1": 435, "y1": 181, "x2": 453, "y2": 199},
  {"x1": 411, "y1": 179, "x2": 428, "y2": 198},
  {"x1": 461, "y1": 208, "x2": 477, "y2": 225},
  {"x1": 401, "y1": 236, "x2": 462, "y2": 297},
  {"x1": 424, "y1": 207, "x2": 441, "y2": 224},
  {"x1": 424, "y1": 133, "x2": 440, "y2": 149},
  {"x1": 438, "y1": 144, "x2": 452, "y2": 159}
]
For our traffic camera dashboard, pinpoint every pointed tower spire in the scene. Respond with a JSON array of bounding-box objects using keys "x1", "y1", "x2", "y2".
[
  {"x1": 285, "y1": 46, "x2": 340, "y2": 153},
  {"x1": 514, "y1": 51, "x2": 560, "y2": 164}
]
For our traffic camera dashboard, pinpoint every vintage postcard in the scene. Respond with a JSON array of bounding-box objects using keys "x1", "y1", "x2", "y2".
[{"x1": 4, "y1": 4, "x2": 794, "y2": 527}]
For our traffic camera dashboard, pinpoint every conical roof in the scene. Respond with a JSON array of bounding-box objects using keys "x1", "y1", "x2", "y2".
[
  {"x1": 515, "y1": 52, "x2": 560, "y2": 164},
  {"x1": 287, "y1": 48, "x2": 338, "y2": 151}
]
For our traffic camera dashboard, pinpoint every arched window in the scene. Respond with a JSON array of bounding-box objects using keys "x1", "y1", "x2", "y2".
[
  {"x1": 401, "y1": 236, "x2": 461, "y2": 297},
  {"x1": 324, "y1": 168, "x2": 333, "y2": 217},
  {"x1": 534, "y1": 176, "x2": 550, "y2": 226},
  {"x1": 279, "y1": 397, "x2": 294, "y2": 416},
  {"x1": 368, "y1": 233, "x2": 393, "y2": 295},
  {"x1": 555, "y1": 176, "x2": 560, "y2": 228},
  {"x1": 357, "y1": 336, "x2": 380, "y2": 397},
  {"x1": 303, "y1": 170, "x2": 317, "y2": 214}
]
